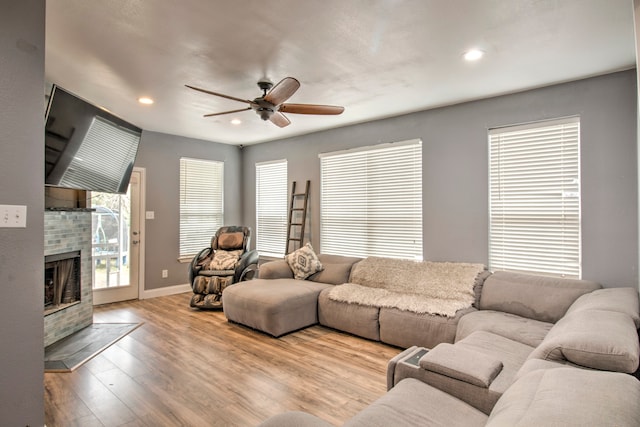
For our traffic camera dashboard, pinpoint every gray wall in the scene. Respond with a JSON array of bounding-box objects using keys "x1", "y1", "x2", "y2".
[
  {"x1": 134, "y1": 131, "x2": 243, "y2": 290},
  {"x1": 242, "y1": 70, "x2": 638, "y2": 288},
  {"x1": 634, "y1": 0, "x2": 640, "y2": 293},
  {"x1": 0, "y1": 1, "x2": 46, "y2": 425}
]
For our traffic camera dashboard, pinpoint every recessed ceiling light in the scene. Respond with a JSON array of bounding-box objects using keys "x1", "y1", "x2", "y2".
[
  {"x1": 231, "y1": 118, "x2": 242, "y2": 125},
  {"x1": 463, "y1": 49, "x2": 484, "y2": 61},
  {"x1": 138, "y1": 97, "x2": 154, "y2": 105}
]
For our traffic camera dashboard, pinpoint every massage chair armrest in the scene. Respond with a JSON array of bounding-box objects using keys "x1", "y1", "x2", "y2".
[
  {"x1": 189, "y1": 247, "x2": 213, "y2": 284},
  {"x1": 235, "y1": 249, "x2": 259, "y2": 282}
]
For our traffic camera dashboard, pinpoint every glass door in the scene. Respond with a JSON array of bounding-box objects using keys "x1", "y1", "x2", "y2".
[{"x1": 91, "y1": 170, "x2": 142, "y2": 304}]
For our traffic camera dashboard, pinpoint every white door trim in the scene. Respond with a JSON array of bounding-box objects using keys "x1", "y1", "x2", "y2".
[{"x1": 135, "y1": 166, "x2": 146, "y2": 300}]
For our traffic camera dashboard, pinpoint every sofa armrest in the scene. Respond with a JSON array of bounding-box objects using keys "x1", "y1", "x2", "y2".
[
  {"x1": 419, "y1": 343, "x2": 503, "y2": 388},
  {"x1": 258, "y1": 259, "x2": 294, "y2": 279},
  {"x1": 387, "y1": 346, "x2": 425, "y2": 390}
]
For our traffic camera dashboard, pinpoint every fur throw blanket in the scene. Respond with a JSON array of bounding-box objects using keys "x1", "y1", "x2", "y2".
[{"x1": 327, "y1": 257, "x2": 486, "y2": 317}]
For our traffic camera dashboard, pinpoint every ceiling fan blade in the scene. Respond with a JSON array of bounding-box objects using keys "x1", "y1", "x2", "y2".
[
  {"x1": 279, "y1": 103, "x2": 345, "y2": 115},
  {"x1": 203, "y1": 107, "x2": 252, "y2": 118},
  {"x1": 185, "y1": 84, "x2": 255, "y2": 106},
  {"x1": 269, "y1": 111, "x2": 291, "y2": 128},
  {"x1": 264, "y1": 77, "x2": 300, "y2": 105}
]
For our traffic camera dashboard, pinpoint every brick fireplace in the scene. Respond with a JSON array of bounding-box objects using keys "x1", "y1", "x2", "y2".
[{"x1": 44, "y1": 209, "x2": 93, "y2": 347}]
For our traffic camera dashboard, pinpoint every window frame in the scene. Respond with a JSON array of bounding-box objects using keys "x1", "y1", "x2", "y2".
[
  {"x1": 179, "y1": 157, "x2": 224, "y2": 260},
  {"x1": 255, "y1": 159, "x2": 288, "y2": 258},
  {"x1": 488, "y1": 116, "x2": 581, "y2": 278},
  {"x1": 319, "y1": 139, "x2": 423, "y2": 260}
]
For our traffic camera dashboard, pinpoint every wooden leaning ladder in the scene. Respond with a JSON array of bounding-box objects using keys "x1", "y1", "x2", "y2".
[{"x1": 285, "y1": 180, "x2": 310, "y2": 255}]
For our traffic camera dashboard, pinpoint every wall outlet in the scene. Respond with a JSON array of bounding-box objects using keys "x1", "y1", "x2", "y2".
[
  {"x1": 0, "y1": 204, "x2": 27, "y2": 228},
  {"x1": 162, "y1": 269, "x2": 168, "y2": 278}
]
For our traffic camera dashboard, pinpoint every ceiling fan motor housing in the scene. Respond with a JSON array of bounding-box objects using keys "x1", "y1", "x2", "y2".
[
  {"x1": 257, "y1": 78, "x2": 274, "y2": 95},
  {"x1": 253, "y1": 97, "x2": 275, "y2": 120}
]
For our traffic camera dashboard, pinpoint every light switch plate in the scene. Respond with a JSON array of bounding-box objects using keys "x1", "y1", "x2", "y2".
[
  {"x1": 145, "y1": 211, "x2": 155, "y2": 220},
  {"x1": 0, "y1": 205, "x2": 27, "y2": 228}
]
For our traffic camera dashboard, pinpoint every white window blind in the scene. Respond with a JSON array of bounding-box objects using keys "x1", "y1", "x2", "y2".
[
  {"x1": 179, "y1": 158, "x2": 224, "y2": 259},
  {"x1": 320, "y1": 139, "x2": 423, "y2": 260},
  {"x1": 256, "y1": 160, "x2": 288, "y2": 257},
  {"x1": 61, "y1": 116, "x2": 140, "y2": 193},
  {"x1": 489, "y1": 117, "x2": 581, "y2": 278}
]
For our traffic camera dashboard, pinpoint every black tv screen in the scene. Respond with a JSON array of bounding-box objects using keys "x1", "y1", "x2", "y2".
[{"x1": 45, "y1": 85, "x2": 142, "y2": 194}]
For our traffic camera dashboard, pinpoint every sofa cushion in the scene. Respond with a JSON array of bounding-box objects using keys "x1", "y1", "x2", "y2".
[
  {"x1": 259, "y1": 254, "x2": 361, "y2": 283},
  {"x1": 514, "y1": 358, "x2": 574, "y2": 380},
  {"x1": 479, "y1": 271, "x2": 601, "y2": 323},
  {"x1": 565, "y1": 287, "x2": 640, "y2": 328},
  {"x1": 528, "y1": 309, "x2": 640, "y2": 373},
  {"x1": 379, "y1": 306, "x2": 474, "y2": 349},
  {"x1": 420, "y1": 343, "x2": 503, "y2": 388},
  {"x1": 318, "y1": 288, "x2": 380, "y2": 341},
  {"x1": 258, "y1": 259, "x2": 294, "y2": 279},
  {"x1": 285, "y1": 243, "x2": 324, "y2": 280},
  {"x1": 487, "y1": 368, "x2": 640, "y2": 427},
  {"x1": 308, "y1": 254, "x2": 362, "y2": 285},
  {"x1": 343, "y1": 378, "x2": 488, "y2": 427},
  {"x1": 222, "y1": 278, "x2": 331, "y2": 337},
  {"x1": 455, "y1": 310, "x2": 553, "y2": 347}
]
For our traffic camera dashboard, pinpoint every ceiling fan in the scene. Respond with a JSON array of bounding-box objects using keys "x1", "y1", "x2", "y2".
[{"x1": 185, "y1": 77, "x2": 344, "y2": 128}]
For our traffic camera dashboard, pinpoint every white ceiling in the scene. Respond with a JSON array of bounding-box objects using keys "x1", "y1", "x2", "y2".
[{"x1": 45, "y1": 0, "x2": 637, "y2": 146}]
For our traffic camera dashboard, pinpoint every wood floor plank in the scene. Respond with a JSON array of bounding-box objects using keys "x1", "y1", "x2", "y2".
[
  {"x1": 44, "y1": 372, "x2": 98, "y2": 426},
  {"x1": 65, "y1": 364, "x2": 137, "y2": 427},
  {"x1": 45, "y1": 292, "x2": 400, "y2": 427}
]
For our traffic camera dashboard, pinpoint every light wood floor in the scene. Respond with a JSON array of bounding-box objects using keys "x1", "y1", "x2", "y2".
[{"x1": 44, "y1": 292, "x2": 400, "y2": 427}]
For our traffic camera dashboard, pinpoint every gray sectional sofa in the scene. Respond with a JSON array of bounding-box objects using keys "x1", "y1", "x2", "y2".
[
  {"x1": 221, "y1": 254, "x2": 640, "y2": 426},
  {"x1": 259, "y1": 367, "x2": 640, "y2": 426},
  {"x1": 223, "y1": 254, "x2": 488, "y2": 346}
]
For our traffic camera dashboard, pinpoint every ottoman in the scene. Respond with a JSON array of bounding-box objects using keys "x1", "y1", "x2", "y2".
[{"x1": 222, "y1": 278, "x2": 332, "y2": 337}]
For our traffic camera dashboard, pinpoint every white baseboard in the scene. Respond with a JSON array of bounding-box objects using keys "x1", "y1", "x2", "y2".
[{"x1": 141, "y1": 283, "x2": 191, "y2": 299}]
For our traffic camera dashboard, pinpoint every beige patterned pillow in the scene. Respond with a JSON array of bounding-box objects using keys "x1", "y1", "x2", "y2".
[
  {"x1": 285, "y1": 243, "x2": 324, "y2": 280},
  {"x1": 209, "y1": 249, "x2": 243, "y2": 270}
]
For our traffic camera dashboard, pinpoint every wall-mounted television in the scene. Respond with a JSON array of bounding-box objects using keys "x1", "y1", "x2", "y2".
[{"x1": 45, "y1": 85, "x2": 142, "y2": 194}]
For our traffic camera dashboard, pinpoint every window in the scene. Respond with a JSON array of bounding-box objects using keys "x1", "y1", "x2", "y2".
[
  {"x1": 489, "y1": 117, "x2": 580, "y2": 278},
  {"x1": 179, "y1": 158, "x2": 224, "y2": 259},
  {"x1": 320, "y1": 139, "x2": 422, "y2": 259},
  {"x1": 256, "y1": 160, "x2": 288, "y2": 257}
]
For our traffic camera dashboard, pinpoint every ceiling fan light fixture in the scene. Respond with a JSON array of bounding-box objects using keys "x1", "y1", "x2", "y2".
[
  {"x1": 463, "y1": 49, "x2": 484, "y2": 61},
  {"x1": 257, "y1": 108, "x2": 273, "y2": 121}
]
